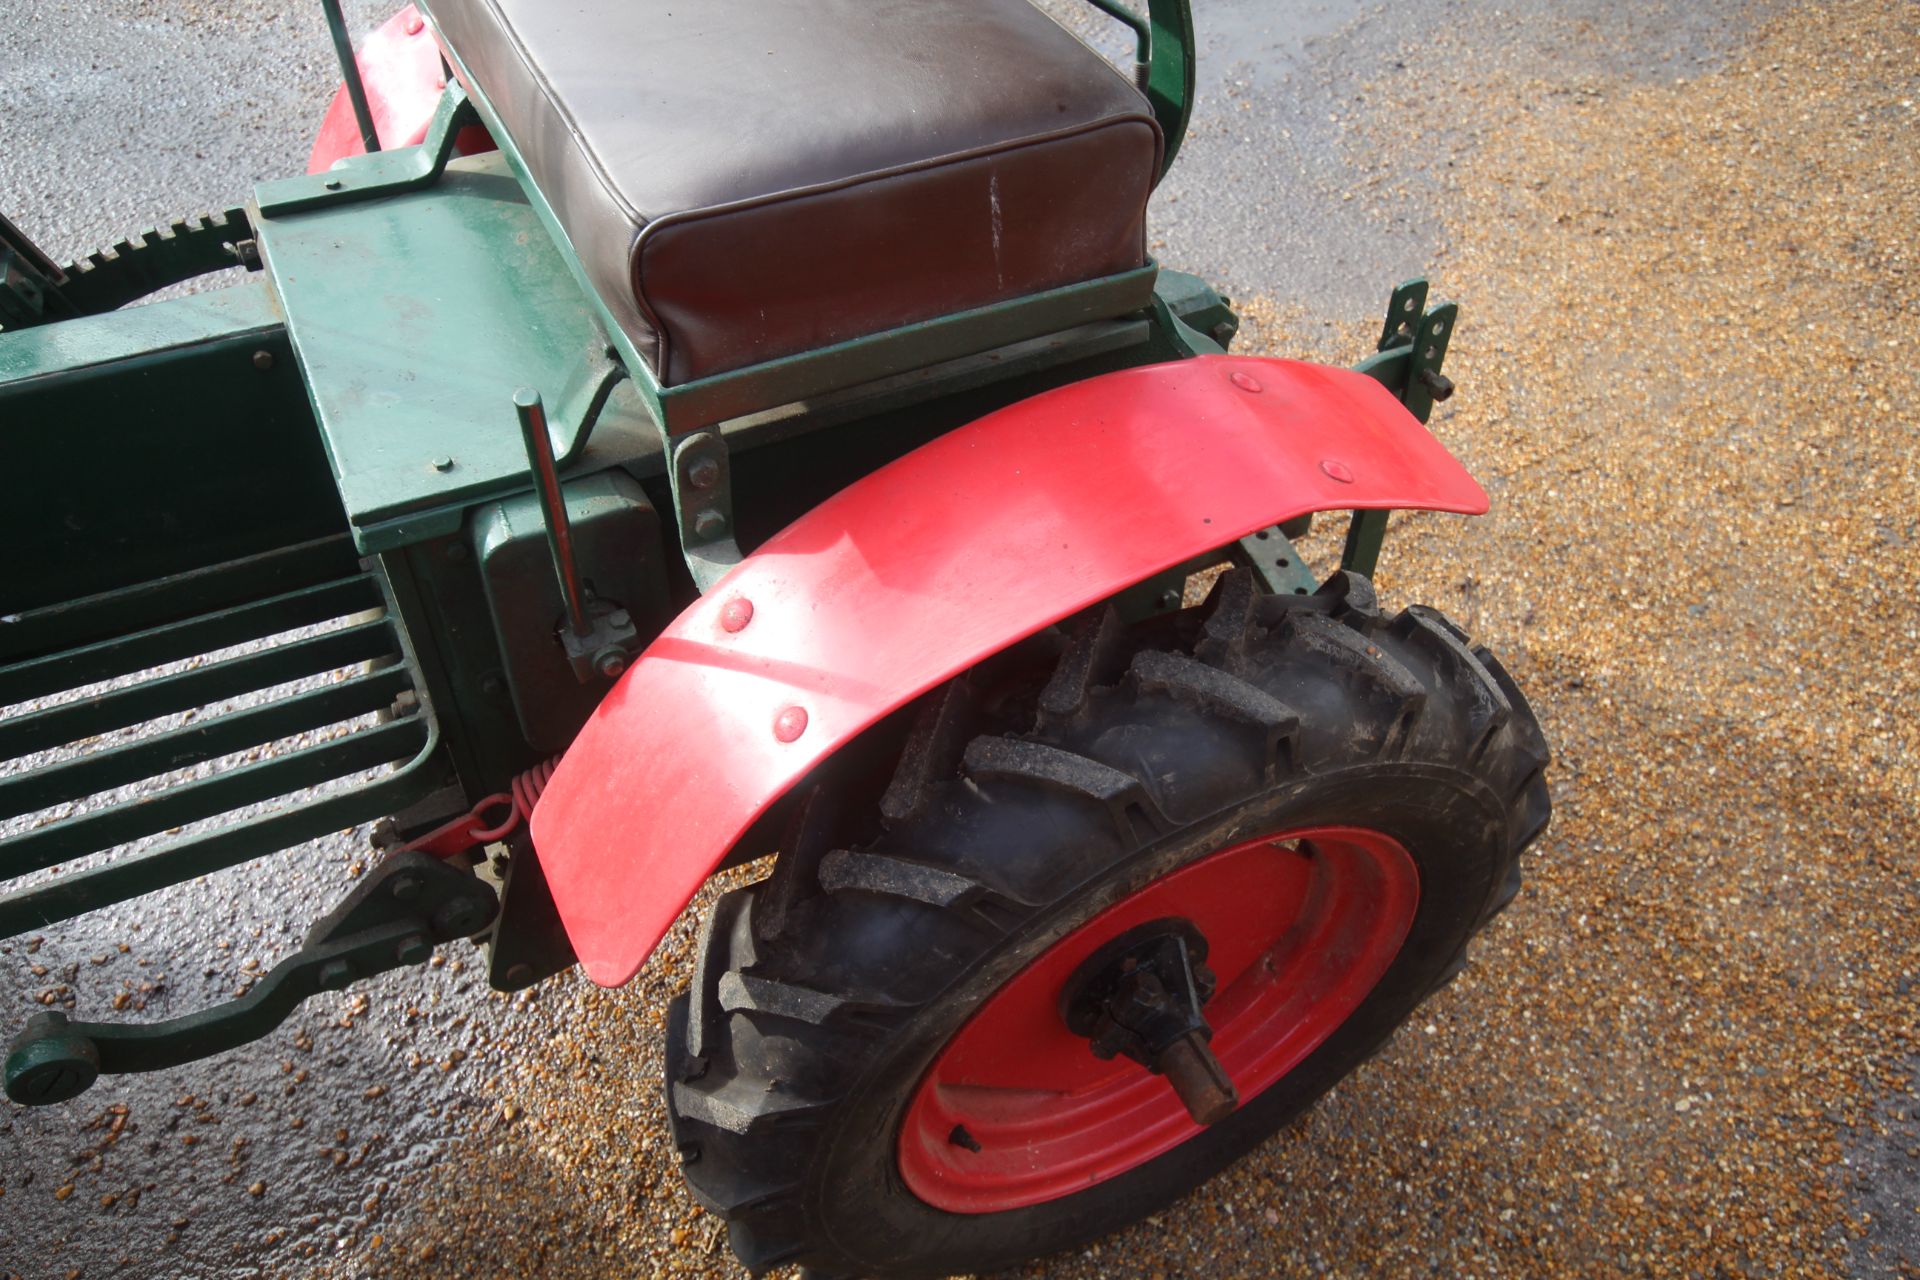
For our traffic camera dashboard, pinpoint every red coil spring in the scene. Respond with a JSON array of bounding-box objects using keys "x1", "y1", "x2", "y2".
[{"x1": 401, "y1": 755, "x2": 561, "y2": 857}]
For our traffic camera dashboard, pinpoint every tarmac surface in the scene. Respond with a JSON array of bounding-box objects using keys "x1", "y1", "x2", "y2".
[{"x1": 3, "y1": 1, "x2": 1917, "y2": 1278}]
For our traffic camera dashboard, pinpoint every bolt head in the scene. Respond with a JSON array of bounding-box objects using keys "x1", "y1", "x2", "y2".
[
  {"x1": 1229, "y1": 370, "x2": 1263, "y2": 393},
  {"x1": 692, "y1": 509, "x2": 727, "y2": 541},
  {"x1": 595, "y1": 648, "x2": 627, "y2": 679},
  {"x1": 503, "y1": 963, "x2": 534, "y2": 988},
  {"x1": 431, "y1": 456, "x2": 455, "y2": 473},
  {"x1": 405, "y1": 12, "x2": 425, "y2": 33},
  {"x1": 609, "y1": 608, "x2": 632, "y2": 630},
  {"x1": 389, "y1": 871, "x2": 424, "y2": 902},
  {"x1": 720, "y1": 597, "x2": 754, "y2": 633},
  {"x1": 686, "y1": 457, "x2": 721, "y2": 490},
  {"x1": 773, "y1": 705, "x2": 809, "y2": 743},
  {"x1": 395, "y1": 934, "x2": 434, "y2": 966},
  {"x1": 1320, "y1": 458, "x2": 1356, "y2": 484},
  {"x1": 251, "y1": 349, "x2": 274, "y2": 371},
  {"x1": 317, "y1": 959, "x2": 354, "y2": 990}
]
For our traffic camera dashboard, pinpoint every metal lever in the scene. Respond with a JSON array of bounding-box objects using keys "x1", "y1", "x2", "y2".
[{"x1": 513, "y1": 388, "x2": 637, "y2": 681}]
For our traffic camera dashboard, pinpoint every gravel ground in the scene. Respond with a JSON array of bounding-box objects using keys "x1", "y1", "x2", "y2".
[{"x1": 4, "y1": 1, "x2": 1917, "y2": 1278}]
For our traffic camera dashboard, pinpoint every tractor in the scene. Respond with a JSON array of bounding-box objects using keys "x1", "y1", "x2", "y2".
[{"x1": 0, "y1": 1, "x2": 1551, "y2": 1274}]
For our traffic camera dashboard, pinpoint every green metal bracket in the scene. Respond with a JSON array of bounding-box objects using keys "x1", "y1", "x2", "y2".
[
  {"x1": 1354, "y1": 276, "x2": 1457, "y2": 427},
  {"x1": 255, "y1": 83, "x2": 476, "y2": 217},
  {"x1": 549, "y1": 342, "x2": 630, "y2": 467},
  {"x1": 3, "y1": 851, "x2": 497, "y2": 1106},
  {"x1": 1344, "y1": 278, "x2": 1462, "y2": 578},
  {"x1": 1232, "y1": 524, "x2": 1318, "y2": 597},
  {"x1": 670, "y1": 430, "x2": 745, "y2": 591},
  {"x1": 1084, "y1": 0, "x2": 1197, "y2": 178}
]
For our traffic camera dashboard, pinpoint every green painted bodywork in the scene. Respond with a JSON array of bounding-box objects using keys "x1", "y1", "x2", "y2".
[{"x1": 255, "y1": 153, "x2": 661, "y2": 552}]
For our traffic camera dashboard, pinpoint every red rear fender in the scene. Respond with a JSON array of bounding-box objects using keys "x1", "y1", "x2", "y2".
[{"x1": 529, "y1": 355, "x2": 1489, "y2": 985}]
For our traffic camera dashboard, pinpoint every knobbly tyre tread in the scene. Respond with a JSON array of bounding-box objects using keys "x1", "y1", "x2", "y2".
[{"x1": 665, "y1": 568, "x2": 1551, "y2": 1277}]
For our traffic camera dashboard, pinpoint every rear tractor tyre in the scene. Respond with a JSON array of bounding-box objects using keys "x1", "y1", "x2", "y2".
[{"x1": 664, "y1": 568, "x2": 1551, "y2": 1277}]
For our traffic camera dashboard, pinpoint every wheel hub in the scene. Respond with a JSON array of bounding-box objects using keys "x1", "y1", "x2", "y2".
[{"x1": 1060, "y1": 920, "x2": 1238, "y2": 1126}]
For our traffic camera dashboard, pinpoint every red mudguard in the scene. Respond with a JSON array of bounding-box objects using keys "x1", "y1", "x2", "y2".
[
  {"x1": 308, "y1": 5, "x2": 492, "y2": 174},
  {"x1": 530, "y1": 355, "x2": 1488, "y2": 986}
]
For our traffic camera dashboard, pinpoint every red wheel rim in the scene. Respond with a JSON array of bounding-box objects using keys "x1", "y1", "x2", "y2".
[{"x1": 896, "y1": 826, "x2": 1419, "y2": 1213}]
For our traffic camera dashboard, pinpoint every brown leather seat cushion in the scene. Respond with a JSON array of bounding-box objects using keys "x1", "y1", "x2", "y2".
[{"x1": 425, "y1": 0, "x2": 1161, "y2": 386}]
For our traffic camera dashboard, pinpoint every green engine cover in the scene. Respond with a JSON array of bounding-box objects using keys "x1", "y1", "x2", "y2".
[{"x1": 470, "y1": 471, "x2": 667, "y2": 751}]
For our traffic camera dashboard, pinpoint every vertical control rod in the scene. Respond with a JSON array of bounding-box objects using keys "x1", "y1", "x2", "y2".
[
  {"x1": 318, "y1": 0, "x2": 382, "y2": 156},
  {"x1": 514, "y1": 388, "x2": 592, "y2": 640}
]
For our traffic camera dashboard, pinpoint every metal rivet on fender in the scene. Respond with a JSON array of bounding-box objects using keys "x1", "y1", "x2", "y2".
[
  {"x1": 1320, "y1": 458, "x2": 1356, "y2": 483},
  {"x1": 1229, "y1": 371, "x2": 1263, "y2": 393},
  {"x1": 720, "y1": 597, "x2": 753, "y2": 633},
  {"x1": 405, "y1": 13, "x2": 425, "y2": 34},
  {"x1": 773, "y1": 706, "x2": 808, "y2": 743}
]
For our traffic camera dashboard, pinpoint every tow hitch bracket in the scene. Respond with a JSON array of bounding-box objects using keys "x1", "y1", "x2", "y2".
[{"x1": 3, "y1": 851, "x2": 497, "y2": 1106}]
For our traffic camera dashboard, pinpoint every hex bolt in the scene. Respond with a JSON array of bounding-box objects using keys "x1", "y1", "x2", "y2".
[
  {"x1": 692, "y1": 509, "x2": 727, "y2": 541},
  {"x1": 1157, "y1": 589, "x2": 1182, "y2": 611},
  {"x1": 1419, "y1": 368, "x2": 1457, "y2": 401},
  {"x1": 503, "y1": 963, "x2": 534, "y2": 988},
  {"x1": 317, "y1": 960, "x2": 353, "y2": 990},
  {"x1": 251, "y1": 350, "x2": 275, "y2": 371},
  {"x1": 388, "y1": 871, "x2": 424, "y2": 902},
  {"x1": 431, "y1": 456, "x2": 456, "y2": 473},
  {"x1": 609, "y1": 608, "x2": 632, "y2": 630},
  {"x1": 595, "y1": 648, "x2": 628, "y2": 680},
  {"x1": 686, "y1": 456, "x2": 721, "y2": 490},
  {"x1": 395, "y1": 934, "x2": 434, "y2": 966}
]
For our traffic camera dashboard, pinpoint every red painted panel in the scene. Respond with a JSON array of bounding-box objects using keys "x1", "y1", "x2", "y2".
[
  {"x1": 308, "y1": 6, "x2": 492, "y2": 174},
  {"x1": 530, "y1": 355, "x2": 1487, "y2": 986}
]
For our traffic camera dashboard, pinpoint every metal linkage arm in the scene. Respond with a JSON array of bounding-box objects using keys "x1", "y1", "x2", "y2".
[{"x1": 3, "y1": 852, "x2": 497, "y2": 1106}]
